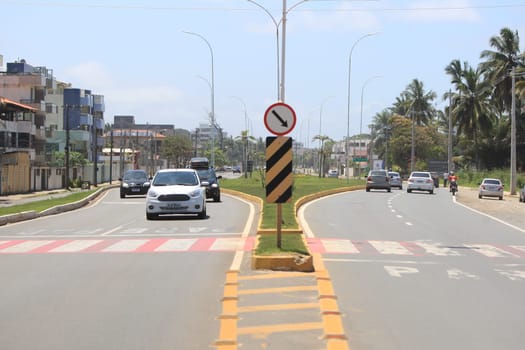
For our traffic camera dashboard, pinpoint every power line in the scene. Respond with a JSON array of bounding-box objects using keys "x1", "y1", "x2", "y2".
[{"x1": 1, "y1": 0, "x2": 525, "y2": 12}]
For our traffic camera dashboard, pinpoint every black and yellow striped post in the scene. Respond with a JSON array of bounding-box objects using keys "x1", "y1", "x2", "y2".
[{"x1": 266, "y1": 136, "x2": 293, "y2": 248}]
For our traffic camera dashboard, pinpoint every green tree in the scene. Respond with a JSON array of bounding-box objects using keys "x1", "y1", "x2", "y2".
[
  {"x1": 160, "y1": 134, "x2": 193, "y2": 168},
  {"x1": 393, "y1": 79, "x2": 437, "y2": 126}
]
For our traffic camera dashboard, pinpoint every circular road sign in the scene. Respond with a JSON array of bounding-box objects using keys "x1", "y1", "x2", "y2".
[{"x1": 264, "y1": 102, "x2": 297, "y2": 136}]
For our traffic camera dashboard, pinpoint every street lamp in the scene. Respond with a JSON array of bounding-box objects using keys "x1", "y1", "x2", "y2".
[
  {"x1": 345, "y1": 32, "x2": 380, "y2": 182},
  {"x1": 183, "y1": 30, "x2": 216, "y2": 168},
  {"x1": 247, "y1": 0, "x2": 310, "y2": 102},
  {"x1": 358, "y1": 75, "x2": 382, "y2": 175}
]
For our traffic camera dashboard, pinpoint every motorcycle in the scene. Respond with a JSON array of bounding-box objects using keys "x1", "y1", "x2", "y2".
[{"x1": 450, "y1": 180, "x2": 458, "y2": 196}]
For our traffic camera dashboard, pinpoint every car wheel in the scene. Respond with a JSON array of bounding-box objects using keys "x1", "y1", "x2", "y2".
[
  {"x1": 407, "y1": 189, "x2": 411, "y2": 193},
  {"x1": 478, "y1": 194, "x2": 482, "y2": 199},
  {"x1": 387, "y1": 188, "x2": 391, "y2": 193},
  {"x1": 366, "y1": 188, "x2": 370, "y2": 192},
  {"x1": 499, "y1": 196, "x2": 503, "y2": 200},
  {"x1": 429, "y1": 190, "x2": 434, "y2": 194},
  {"x1": 198, "y1": 206, "x2": 207, "y2": 219},
  {"x1": 214, "y1": 191, "x2": 221, "y2": 202},
  {"x1": 120, "y1": 192, "x2": 125, "y2": 199},
  {"x1": 399, "y1": 186, "x2": 403, "y2": 190},
  {"x1": 146, "y1": 213, "x2": 157, "y2": 220}
]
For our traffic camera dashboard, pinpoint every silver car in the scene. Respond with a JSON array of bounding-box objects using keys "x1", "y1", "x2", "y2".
[
  {"x1": 388, "y1": 171, "x2": 402, "y2": 189},
  {"x1": 407, "y1": 171, "x2": 434, "y2": 194},
  {"x1": 478, "y1": 178, "x2": 503, "y2": 200}
]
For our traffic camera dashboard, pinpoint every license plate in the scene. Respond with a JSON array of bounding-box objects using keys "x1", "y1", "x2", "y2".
[
  {"x1": 162, "y1": 204, "x2": 187, "y2": 210},
  {"x1": 131, "y1": 188, "x2": 141, "y2": 192}
]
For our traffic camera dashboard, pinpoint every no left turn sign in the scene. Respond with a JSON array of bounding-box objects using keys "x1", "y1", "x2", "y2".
[{"x1": 264, "y1": 102, "x2": 297, "y2": 136}]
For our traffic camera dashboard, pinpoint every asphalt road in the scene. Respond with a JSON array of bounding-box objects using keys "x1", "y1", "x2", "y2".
[
  {"x1": 299, "y1": 186, "x2": 525, "y2": 350},
  {"x1": 0, "y1": 188, "x2": 256, "y2": 350}
]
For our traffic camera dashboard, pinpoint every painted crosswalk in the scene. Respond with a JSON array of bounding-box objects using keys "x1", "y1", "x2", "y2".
[{"x1": 0, "y1": 237, "x2": 524, "y2": 258}]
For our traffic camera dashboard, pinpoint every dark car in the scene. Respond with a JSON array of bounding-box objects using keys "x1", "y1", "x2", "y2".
[
  {"x1": 430, "y1": 172, "x2": 440, "y2": 188},
  {"x1": 119, "y1": 169, "x2": 151, "y2": 198},
  {"x1": 195, "y1": 168, "x2": 222, "y2": 202},
  {"x1": 366, "y1": 169, "x2": 391, "y2": 192},
  {"x1": 232, "y1": 166, "x2": 241, "y2": 174}
]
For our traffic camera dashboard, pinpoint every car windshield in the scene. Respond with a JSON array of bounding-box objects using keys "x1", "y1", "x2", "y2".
[
  {"x1": 123, "y1": 171, "x2": 147, "y2": 181},
  {"x1": 389, "y1": 172, "x2": 399, "y2": 177},
  {"x1": 484, "y1": 179, "x2": 501, "y2": 185},
  {"x1": 411, "y1": 172, "x2": 430, "y2": 178},
  {"x1": 153, "y1": 172, "x2": 199, "y2": 186},
  {"x1": 370, "y1": 171, "x2": 387, "y2": 176},
  {"x1": 196, "y1": 169, "x2": 216, "y2": 181}
]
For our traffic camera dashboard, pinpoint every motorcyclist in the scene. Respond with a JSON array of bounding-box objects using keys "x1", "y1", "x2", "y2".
[{"x1": 448, "y1": 171, "x2": 458, "y2": 192}]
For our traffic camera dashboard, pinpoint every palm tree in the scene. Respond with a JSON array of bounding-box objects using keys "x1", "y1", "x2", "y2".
[
  {"x1": 444, "y1": 59, "x2": 496, "y2": 168},
  {"x1": 391, "y1": 79, "x2": 437, "y2": 126},
  {"x1": 312, "y1": 135, "x2": 331, "y2": 177},
  {"x1": 480, "y1": 27, "x2": 523, "y2": 113}
]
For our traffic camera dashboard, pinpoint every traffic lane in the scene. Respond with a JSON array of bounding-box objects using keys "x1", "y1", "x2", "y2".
[
  {"x1": 301, "y1": 188, "x2": 525, "y2": 350},
  {"x1": 0, "y1": 252, "x2": 228, "y2": 350},
  {"x1": 326, "y1": 255, "x2": 525, "y2": 350},
  {"x1": 0, "y1": 189, "x2": 252, "y2": 238},
  {"x1": 302, "y1": 187, "x2": 525, "y2": 245}
]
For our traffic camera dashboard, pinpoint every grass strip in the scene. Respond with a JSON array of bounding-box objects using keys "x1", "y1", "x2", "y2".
[{"x1": 0, "y1": 190, "x2": 98, "y2": 216}]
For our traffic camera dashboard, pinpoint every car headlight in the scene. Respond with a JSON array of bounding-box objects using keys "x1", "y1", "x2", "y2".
[
  {"x1": 122, "y1": 183, "x2": 129, "y2": 188},
  {"x1": 190, "y1": 189, "x2": 202, "y2": 198},
  {"x1": 147, "y1": 190, "x2": 158, "y2": 198},
  {"x1": 211, "y1": 183, "x2": 219, "y2": 188}
]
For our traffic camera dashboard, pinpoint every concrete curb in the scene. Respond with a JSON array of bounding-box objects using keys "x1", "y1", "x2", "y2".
[
  {"x1": 0, "y1": 185, "x2": 118, "y2": 226},
  {"x1": 223, "y1": 185, "x2": 364, "y2": 272}
]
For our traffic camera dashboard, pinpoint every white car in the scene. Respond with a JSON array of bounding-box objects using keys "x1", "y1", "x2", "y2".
[
  {"x1": 478, "y1": 178, "x2": 504, "y2": 200},
  {"x1": 407, "y1": 171, "x2": 434, "y2": 194},
  {"x1": 146, "y1": 168, "x2": 206, "y2": 220}
]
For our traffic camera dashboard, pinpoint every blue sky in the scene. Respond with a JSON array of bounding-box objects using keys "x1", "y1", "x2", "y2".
[{"x1": 1, "y1": 0, "x2": 523, "y2": 145}]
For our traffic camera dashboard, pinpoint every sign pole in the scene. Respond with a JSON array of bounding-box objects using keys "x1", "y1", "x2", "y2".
[{"x1": 277, "y1": 203, "x2": 282, "y2": 248}]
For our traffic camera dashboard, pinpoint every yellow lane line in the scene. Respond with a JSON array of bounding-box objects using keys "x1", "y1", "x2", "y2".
[
  {"x1": 237, "y1": 322, "x2": 324, "y2": 335},
  {"x1": 238, "y1": 302, "x2": 319, "y2": 313},
  {"x1": 238, "y1": 285, "x2": 318, "y2": 295}
]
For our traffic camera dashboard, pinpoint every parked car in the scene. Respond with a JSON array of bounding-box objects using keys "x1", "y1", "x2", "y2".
[
  {"x1": 327, "y1": 169, "x2": 339, "y2": 178},
  {"x1": 407, "y1": 171, "x2": 434, "y2": 194},
  {"x1": 478, "y1": 178, "x2": 504, "y2": 200},
  {"x1": 232, "y1": 166, "x2": 241, "y2": 173},
  {"x1": 145, "y1": 168, "x2": 206, "y2": 220},
  {"x1": 388, "y1": 171, "x2": 402, "y2": 189},
  {"x1": 520, "y1": 185, "x2": 525, "y2": 203},
  {"x1": 195, "y1": 167, "x2": 222, "y2": 202},
  {"x1": 366, "y1": 169, "x2": 391, "y2": 192},
  {"x1": 119, "y1": 169, "x2": 151, "y2": 198}
]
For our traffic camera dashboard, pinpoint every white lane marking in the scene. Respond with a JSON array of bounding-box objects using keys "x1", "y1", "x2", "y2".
[
  {"x1": 102, "y1": 239, "x2": 149, "y2": 252},
  {"x1": 50, "y1": 240, "x2": 102, "y2": 253},
  {"x1": 210, "y1": 238, "x2": 244, "y2": 251},
  {"x1": 465, "y1": 244, "x2": 519, "y2": 258},
  {"x1": 396, "y1": 215, "x2": 403, "y2": 219},
  {"x1": 405, "y1": 222, "x2": 413, "y2": 226},
  {"x1": 120, "y1": 228, "x2": 149, "y2": 234},
  {"x1": 447, "y1": 268, "x2": 480, "y2": 280},
  {"x1": 101, "y1": 225, "x2": 123, "y2": 236},
  {"x1": 415, "y1": 242, "x2": 461, "y2": 256},
  {"x1": 495, "y1": 269, "x2": 525, "y2": 281},
  {"x1": 322, "y1": 239, "x2": 359, "y2": 254},
  {"x1": 0, "y1": 240, "x2": 53, "y2": 253},
  {"x1": 224, "y1": 193, "x2": 256, "y2": 271},
  {"x1": 323, "y1": 258, "x2": 439, "y2": 265},
  {"x1": 384, "y1": 265, "x2": 419, "y2": 277},
  {"x1": 369, "y1": 240, "x2": 412, "y2": 255},
  {"x1": 454, "y1": 198, "x2": 525, "y2": 233},
  {"x1": 510, "y1": 245, "x2": 525, "y2": 254},
  {"x1": 189, "y1": 227, "x2": 207, "y2": 233},
  {"x1": 155, "y1": 238, "x2": 197, "y2": 252}
]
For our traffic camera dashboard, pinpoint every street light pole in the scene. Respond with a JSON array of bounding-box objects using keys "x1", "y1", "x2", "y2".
[
  {"x1": 346, "y1": 32, "x2": 380, "y2": 182},
  {"x1": 358, "y1": 75, "x2": 382, "y2": 176},
  {"x1": 183, "y1": 30, "x2": 216, "y2": 168}
]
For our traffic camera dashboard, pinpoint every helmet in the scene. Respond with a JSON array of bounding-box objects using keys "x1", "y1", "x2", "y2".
[{"x1": 449, "y1": 171, "x2": 454, "y2": 176}]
